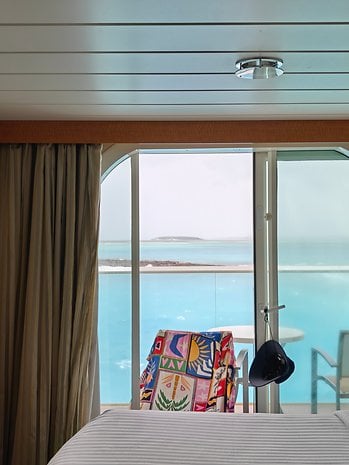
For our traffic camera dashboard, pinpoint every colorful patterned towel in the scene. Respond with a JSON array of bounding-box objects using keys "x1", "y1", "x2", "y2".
[{"x1": 140, "y1": 330, "x2": 236, "y2": 412}]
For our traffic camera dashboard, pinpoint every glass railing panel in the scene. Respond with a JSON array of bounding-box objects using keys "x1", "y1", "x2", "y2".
[
  {"x1": 99, "y1": 269, "x2": 254, "y2": 407},
  {"x1": 98, "y1": 270, "x2": 131, "y2": 404}
]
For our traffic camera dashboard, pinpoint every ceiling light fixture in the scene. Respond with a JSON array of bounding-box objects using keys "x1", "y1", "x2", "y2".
[{"x1": 235, "y1": 57, "x2": 284, "y2": 80}]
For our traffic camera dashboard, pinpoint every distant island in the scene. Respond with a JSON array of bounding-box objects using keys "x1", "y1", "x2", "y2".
[{"x1": 150, "y1": 236, "x2": 203, "y2": 242}]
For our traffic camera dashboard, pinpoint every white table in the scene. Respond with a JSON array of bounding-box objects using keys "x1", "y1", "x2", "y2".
[
  {"x1": 209, "y1": 325, "x2": 304, "y2": 414},
  {"x1": 208, "y1": 325, "x2": 304, "y2": 344}
]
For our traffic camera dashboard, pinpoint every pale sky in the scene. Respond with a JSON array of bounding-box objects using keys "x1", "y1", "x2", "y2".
[
  {"x1": 278, "y1": 160, "x2": 349, "y2": 240},
  {"x1": 99, "y1": 154, "x2": 349, "y2": 241},
  {"x1": 100, "y1": 152, "x2": 253, "y2": 241}
]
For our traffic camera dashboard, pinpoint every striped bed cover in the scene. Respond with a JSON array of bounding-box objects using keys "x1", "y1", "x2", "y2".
[{"x1": 49, "y1": 409, "x2": 349, "y2": 465}]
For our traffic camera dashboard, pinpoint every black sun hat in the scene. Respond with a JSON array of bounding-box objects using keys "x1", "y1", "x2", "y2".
[{"x1": 249, "y1": 339, "x2": 295, "y2": 387}]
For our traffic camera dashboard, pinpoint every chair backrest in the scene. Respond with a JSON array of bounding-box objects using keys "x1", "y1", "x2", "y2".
[
  {"x1": 338, "y1": 330, "x2": 349, "y2": 379},
  {"x1": 140, "y1": 329, "x2": 236, "y2": 412}
]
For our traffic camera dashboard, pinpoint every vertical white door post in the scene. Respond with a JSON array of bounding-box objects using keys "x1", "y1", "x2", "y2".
[
  {"x1": 254, "y1": 150, "x2": 279, "y2": 413},
  {"x1": 131, "y1": 151, "x2": 140, "y2": 409}
]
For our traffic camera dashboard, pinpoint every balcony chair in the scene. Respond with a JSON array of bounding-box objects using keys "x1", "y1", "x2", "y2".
[
  {"x1": 311, "y1": 330, "x2": 349, "y2": 413},
  {"x1": 140, "y1": 329, "x2": 249, "y2": 413}
]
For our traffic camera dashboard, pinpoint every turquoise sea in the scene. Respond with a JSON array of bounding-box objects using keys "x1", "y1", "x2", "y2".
[{"x1": 98, "y1": 240, "x2": 349, "y2": 407}]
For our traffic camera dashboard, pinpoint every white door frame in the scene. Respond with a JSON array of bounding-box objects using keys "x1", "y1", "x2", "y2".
[
  {"x1": 254, "y1": 150, "x2": 280, "y2": 413},
  {"x1": 127, "y1": 148, "x2": 281, "y2": 412},
  {"x1": 130, "y1": 151, "x2": 141, "y2": 409}
]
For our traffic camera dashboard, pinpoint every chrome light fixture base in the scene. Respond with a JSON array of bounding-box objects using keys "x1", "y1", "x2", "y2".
[{"x1": 235, "y1": 57, "x2": 284, "y2": 80}]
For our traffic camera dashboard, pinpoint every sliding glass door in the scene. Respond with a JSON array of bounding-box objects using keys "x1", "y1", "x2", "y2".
[
  {"x1": 138, "y1": 150, "x2": 255, "y2": 411},
  {"x1": 99, "y1": 149, "x2": 255, "y2": 412},
  {"x1": 253, "y1": 148, "x2": 349, "y2": 413},
  {"x1": 277, "y1": 150, "x2": 349, "y2": 413}
]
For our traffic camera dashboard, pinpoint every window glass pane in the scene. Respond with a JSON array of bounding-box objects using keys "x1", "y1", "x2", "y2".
[
  {"x1": 277, "y1": 157, "x2": 349, "y2": 413},
  {"x1": 98, "y1": 158, "x2": 131, "y2": 407},
  {"x1": 139, "y1": 152, "x2": 254, "y2": 410}
]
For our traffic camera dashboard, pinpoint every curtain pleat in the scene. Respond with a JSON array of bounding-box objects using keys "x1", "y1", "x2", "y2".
[{"x1": 0, "y1": 143, "x2": 101, "y2": 465}]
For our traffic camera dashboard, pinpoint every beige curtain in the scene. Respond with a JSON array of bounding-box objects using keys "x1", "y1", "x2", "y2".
[{"x1": 0, "y1": 143, "x2": 102, "y2": 465}]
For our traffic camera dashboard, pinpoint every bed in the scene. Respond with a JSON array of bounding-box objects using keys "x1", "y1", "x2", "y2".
[{"x1": 49, "y1": 408, "x2": 349, "y2": 465}]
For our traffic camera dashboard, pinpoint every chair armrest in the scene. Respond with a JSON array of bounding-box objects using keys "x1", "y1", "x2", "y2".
[
  {"x1": 235, "y1": 349, "x2": 249, "y2": 413},
  {"x1": 235, "y1": 349, "x2": 248, "y2": 369},
  {"x1": 312, "y1": 347, "x2": 338, "y2": 367}
]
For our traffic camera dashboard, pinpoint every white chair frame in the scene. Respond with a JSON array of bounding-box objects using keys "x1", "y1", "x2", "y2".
[{"x1": 311, "y1": 330, "x2": 349, "y2": 413}]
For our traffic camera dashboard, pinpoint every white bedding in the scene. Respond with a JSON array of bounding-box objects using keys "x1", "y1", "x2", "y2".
[{"x1": 49, "y1": 409, "x2": 349, "y2": 465}]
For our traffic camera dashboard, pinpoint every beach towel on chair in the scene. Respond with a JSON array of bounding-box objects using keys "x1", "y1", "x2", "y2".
[{"x1": 140, "y1": 329, "x2": 236, "y2": 412}]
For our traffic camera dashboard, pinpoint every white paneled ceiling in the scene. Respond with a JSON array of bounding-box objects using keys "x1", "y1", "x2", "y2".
[{"x1": 2, "y1": 0, "x2": 349, "y2": 120}]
